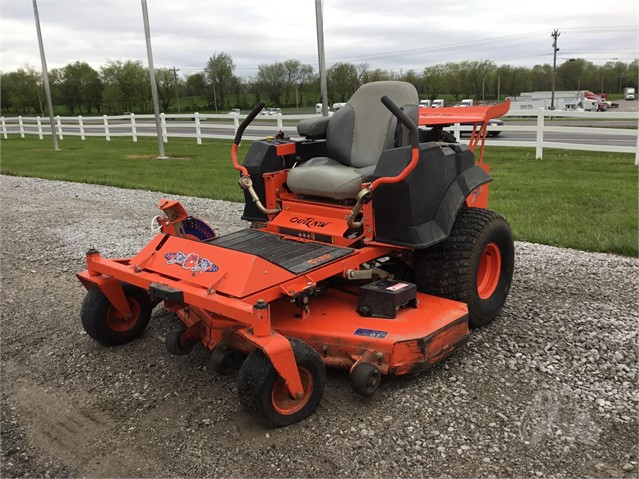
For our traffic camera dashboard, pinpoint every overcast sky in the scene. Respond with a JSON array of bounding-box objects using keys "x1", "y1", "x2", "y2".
[{"x1": 2, "y1": 0, "x2": 638, "y2": 77}]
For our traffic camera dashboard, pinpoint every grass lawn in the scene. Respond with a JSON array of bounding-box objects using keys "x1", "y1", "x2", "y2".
[{"x1": 1, "y1": 136, "x2": 637, "y2": 256}]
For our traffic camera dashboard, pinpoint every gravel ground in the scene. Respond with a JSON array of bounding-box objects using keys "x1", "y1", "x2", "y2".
[{"x1": 1, "y1": 175, "x2": 637, "y2": 478}]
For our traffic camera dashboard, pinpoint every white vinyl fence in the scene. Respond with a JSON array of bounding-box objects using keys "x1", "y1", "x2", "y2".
[{"x1": 2, "y1": 110, "x2": 638, "y2": 164}]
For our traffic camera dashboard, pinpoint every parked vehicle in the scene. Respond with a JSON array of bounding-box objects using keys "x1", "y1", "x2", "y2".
[
  {"x1": 315, "y1": 103, "x2": 330, "y2": 114},
  {"x1": 624, "y1": 87, "x2": 635, "y2": 100},
  {"x1": 459, "y1": 99, "x2": 474, "y2": 107},
  {"x1": 419, "y1": 99, "x2": 431, "y2": 108},
  {"x1": 333, "y1": 102, "x2": 346, "y2": 111},
  {"x1": 431, "y1": 99, "x2": 445, "y2": 108},
  {"x1": 228, "y1": 108, "x2": 241, "y2": 115}
]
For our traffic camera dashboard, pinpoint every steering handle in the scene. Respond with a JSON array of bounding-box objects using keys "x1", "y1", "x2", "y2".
[
  {"x1": 234, "y1": 101, "x2": 266, "y2": 145},
  {"x1": 381, "y1": 95, "x2": 418, "y2": 148}
]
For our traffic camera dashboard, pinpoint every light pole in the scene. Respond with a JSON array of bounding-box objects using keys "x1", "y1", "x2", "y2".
[
  {"x1": 172, "y1": 67, "x2": 180, "y2": 113},
  {"x1": 314, "y1": 0, "x2": 328, "y2": 116},
  {"x1": 141, "y1": 0, "x2": 166, "y2": 159},
  {"x1": 32, "y1": 0, "x2": 58, "y2": 151},
  {"x1": 550, "y1": 29, "x2": 560, "y2": 110}
]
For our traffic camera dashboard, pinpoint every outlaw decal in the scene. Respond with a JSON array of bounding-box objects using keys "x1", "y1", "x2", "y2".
[
  {"x1": 165, "y1": 252, "x2": 219, "y2": 273},
  {"x1": 289, "y1": 217, "x2": 331, "y2": 228}
]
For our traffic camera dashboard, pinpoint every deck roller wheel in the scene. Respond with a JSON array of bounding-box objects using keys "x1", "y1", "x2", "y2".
[
  {"x1": 350, "y1": 362, "x2": 382, "y2": 397},
  {"x1": 81, "y1": 283, "x2": 152, "y2": 346},
  {"x1": 238, "y1": 338, "x2": 325, "y2": 428},
  {"x1": 208, "y1": 344, "x2": 244, "y2": 375},
  {"x1": 165, "y1": 328, "x2": 196, "y2": 355}
]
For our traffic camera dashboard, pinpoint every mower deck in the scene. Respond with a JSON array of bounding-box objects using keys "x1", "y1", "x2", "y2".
[{"x1": 262, "y1": 289, "x2": 469, "y2": 376}]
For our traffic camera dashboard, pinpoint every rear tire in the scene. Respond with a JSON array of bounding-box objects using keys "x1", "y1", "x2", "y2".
[
  {"x1": 81, "y1": 284, "x2": 152, "y2": 346},
  {"x1": 238, "y1": 338, "x2": 325, "y2": 428},
  {"x1": 415, "y1": 207, "x2": 514, "y2": 327}
]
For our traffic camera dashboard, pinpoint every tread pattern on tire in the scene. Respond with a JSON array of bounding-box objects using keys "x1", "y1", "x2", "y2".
[
  {"x1": 238, "y1": 338, "x2": 325, "y2": 428},
  {"x1": 415, "y1": 207, "x2": 514, "y2": 327}
]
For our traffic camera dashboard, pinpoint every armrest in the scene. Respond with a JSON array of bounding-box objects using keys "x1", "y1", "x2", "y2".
[{"x1": 297, "y1": 116, "x2": 330, "y2": 140}]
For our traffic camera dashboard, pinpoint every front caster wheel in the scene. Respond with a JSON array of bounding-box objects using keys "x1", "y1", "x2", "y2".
[
  {"x1": 350, "y1": 362, "x2": 382, "y2": 397},
  {"x1": 165, "y1": 328, "x2": 196, "y2": 355},
  {"x1": 81, "y1": 283, "x2": 152, "y2": 346},
  {"x1": 209, "y1": 344, "x2": 244, "y2": 375},
  {"x1": 238, "y1": 338, "x2": 325, "y2": 428}
]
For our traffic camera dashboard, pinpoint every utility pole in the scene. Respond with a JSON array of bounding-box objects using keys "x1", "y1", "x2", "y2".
[
  {"x1": 314, "y1": 0, "x2": 328, "y2": 116},
  {"x1": 32, "y1": 0, "x2": 58, "y2": 151},
  {"x1": 550, "y1": 29, "x2": 560, "y2": 111},
  {"x1": 141, "y1": 0, "x2": 166, "y2": 159},
  {"x1": 172, "y1": 67, "x2": 181, "y2": 113}
]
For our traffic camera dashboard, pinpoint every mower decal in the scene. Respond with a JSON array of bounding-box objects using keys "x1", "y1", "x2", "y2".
[
  {"x1": 354, "y1": 328, "x2": 388, "y2": 339},
  {"x1": 289, "y1": 217, "x2": 331, "y2": 228},
  {"x1": 165, "y1": 252, "x2": 219, "y2": 273},
  {"x1": 469, "y1": 185, "x2": 484, "y2": 204}
]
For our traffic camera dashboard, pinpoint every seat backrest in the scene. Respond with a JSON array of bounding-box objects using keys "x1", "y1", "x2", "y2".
[{"x1": 326, "y1": 81, "x2": 419, "y2": 168}]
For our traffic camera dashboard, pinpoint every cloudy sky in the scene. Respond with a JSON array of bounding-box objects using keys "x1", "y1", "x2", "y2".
[{"x1": 2, "y1": 0, "x2": 638, "y2": 77}]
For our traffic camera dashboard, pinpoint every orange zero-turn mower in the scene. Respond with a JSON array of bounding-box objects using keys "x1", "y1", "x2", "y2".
[{"x1": 77, "y1": 81, "x2": 514, "y2": 428}]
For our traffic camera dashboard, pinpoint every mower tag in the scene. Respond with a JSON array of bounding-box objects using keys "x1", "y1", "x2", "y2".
[
  {"x1": 165, "y1": 252, "x2": 219, "y2": 273},
  {"x1": 354, "y1": 328, "x2": 388, "y2": 339}
]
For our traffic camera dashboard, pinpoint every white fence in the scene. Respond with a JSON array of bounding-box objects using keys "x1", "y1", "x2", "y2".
[{"x1": 2, "y1": 110, "x2": 638, "y2": 164}]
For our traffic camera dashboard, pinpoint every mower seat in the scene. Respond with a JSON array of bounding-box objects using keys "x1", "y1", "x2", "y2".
[{"x1": 288, "y1": 81, "x2": 419, "y2": 199}]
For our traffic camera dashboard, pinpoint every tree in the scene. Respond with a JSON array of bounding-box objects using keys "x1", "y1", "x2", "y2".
[
  {"x1": 327, "y1": 62, "x2": 366, "y2": 103},
  {"x1": 155, "y1": 68, "x2": 176, "y2": 112},
  {"x1": 100, "y1": 60, "x2": 148, "y2": 113},
  {"x1": 256, "y1": 61, "x2": 288, "y2": 106},
  {"x1": 400, "y1": 69, "x2": 423, "y2": 94},
  {"x1": 423, "y1": 64, "x2": 446, "y2": 100},
  {"x1": 362, "y1": 68, "x2": 391, "y2": 83},
  {"x1": 50, "y1": 61, "x2": 101, "y2": 114},
  {"x1": 204, "y1": 52, "x2": 237, "y2": 111},
  {"x1": 185, "y1": 72, "x2": 206, "y2": 110},
  {"x1": 2, "y1": 67, "x2": 44, "y2": 114}
]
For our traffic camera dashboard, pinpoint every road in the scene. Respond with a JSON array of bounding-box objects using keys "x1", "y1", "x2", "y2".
[{"x1": 7, "y1": 121, "x2": 638, "y2": 149}]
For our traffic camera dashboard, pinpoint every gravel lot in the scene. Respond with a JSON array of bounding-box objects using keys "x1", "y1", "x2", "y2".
[{"x1": 1, "y1": 175, "x2": 637, "y2": 478}]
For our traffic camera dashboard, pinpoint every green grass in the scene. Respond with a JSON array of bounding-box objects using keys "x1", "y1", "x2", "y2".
[
  {"x1": 0, "y1": 136, "x2": 244, "y2": 202},
  {"x1": 1, "y1": 136, "x2": 637, "y2": 256}
]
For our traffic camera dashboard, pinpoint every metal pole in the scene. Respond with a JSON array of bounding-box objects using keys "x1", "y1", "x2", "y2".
[
  {"x1": 497, "y1": 75, "x2": 501, "y2": 102},
  {"x1": 172, "y1": 67, "x2": 180, "y2": 113},
  {"x1": 550, "y1": 29, "x2": 560, "y2": 111},
  {"x1": 32, "y1": 0, "x2": 58, "y2": 150},
  {"x1": 314, "y1": 0, "x2": 328, "y2": 116},
  {"x1": 141, "y1": 0, "x2": 166, "y2": 158}
]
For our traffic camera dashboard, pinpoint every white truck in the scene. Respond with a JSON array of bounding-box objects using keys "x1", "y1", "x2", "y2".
[
  {"x1": 431, "y1": 99, "x2": 445, "y2": 108},
  {"x1": 459, "y1": 99, "x2": 474, "y2": 107},
  {"x1": 624, "y1": 87, "x2": 635, "y2": 100}
]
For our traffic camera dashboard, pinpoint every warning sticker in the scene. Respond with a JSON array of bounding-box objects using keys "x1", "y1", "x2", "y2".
[
  {"x1": 354, "y1": 328, "x2": 388, "y2": 339},
  {"x1": 386, "y1": 282, "x2": 409, "y2": 292}
]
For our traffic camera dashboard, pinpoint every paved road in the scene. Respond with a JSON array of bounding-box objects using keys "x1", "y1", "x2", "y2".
[{"x1": 6, "y1": 118, "x2": 638, "y2": 149}]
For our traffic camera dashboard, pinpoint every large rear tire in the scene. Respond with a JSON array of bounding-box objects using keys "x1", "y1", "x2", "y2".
[{"x1": 415, "y1": 207, "x2": 514, "y2": 327}]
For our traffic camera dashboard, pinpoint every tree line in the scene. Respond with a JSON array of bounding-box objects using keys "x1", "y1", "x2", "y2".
[{"x1": 2, "y1": 53, "x2": 637, "y2": 116}]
